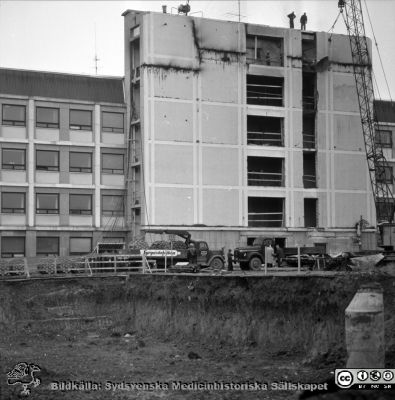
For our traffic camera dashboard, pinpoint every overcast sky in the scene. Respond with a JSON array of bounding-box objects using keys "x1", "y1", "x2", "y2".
[{"x1": 0, "y1": 0, "x2": 394, "y2": 100}]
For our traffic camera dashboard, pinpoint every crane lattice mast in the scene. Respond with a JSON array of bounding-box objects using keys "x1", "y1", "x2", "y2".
[{"x1": 339, "y1": 0, "x2": 395, "y2": 223}]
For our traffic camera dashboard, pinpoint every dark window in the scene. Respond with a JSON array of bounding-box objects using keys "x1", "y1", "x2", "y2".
[
  {"x1": 36, "y1": 150, "x2": 59, "y2": 171},
  {"x1": 102, "y1": 195, "x2": 124, "y2": 216},
  {"x1": 102, "y1": 154, "x2": 124, "y2": 174},
  {"x1": 102, "y1": 112, "x2": 124, "y2": 133},
  {"x1": 2, "y1": 104, "x2": 26, "y2": 126},
  {"x1": 376, "y1": 165, "x2": 393, "y2": 184},
  {"x1": 70, "y1": 237, "x2": 92, "y2": 255},
  {"x1": 2, "y1": 148, "x2": 26, "y2": 170},
  {"x1": 246, "y1": 35, "x2": 283, "y2": 66},
  {"x1": 36, "y1": 193, "x2": 59, "y2": 214},
  {"x1": 36, "y1": 107, "x2": 59, "y2": 128},
  {"x1": 377, "y1": 199, "x2": 395, "y2": 222},
  {"x1": 247, "y1": 75, "x2": 283, "y2": 107},
  {"x1": 304, "y1": 198, "x2": 318, "y2": 227},
  {"x1": 303, "y1": 152, "x2": 317, "y2": 188},
  {"x1": 247, "y1": 157, "x2": 284, "y2": 187},
  {"x1": 37, "y1": 237, "x2": 59, "y2": 256},
  {"x1": 375, "y1": 129, "x2": 392, "y2": 148},
  {"x1": 70, "y1": 109, "x2": 92, "y2": 131},
  {"x1": 248, "y1": 197, "x2": 284, "y2": 227},
  {"x1": 247, "y1": 116, "x2": 283, "y2": 146},
  {"x1": 1, "y1": 192, "x2": 25, "y2": 213},
  {"x1": 69, "y1": 152, "x2": 92, "y2": 173},
  {"x1": 69, "y1": 194, "x2": 92, "y2": 215},
  {"x1": 1, "y1": 237, "x2": 25, "y2": 258}
]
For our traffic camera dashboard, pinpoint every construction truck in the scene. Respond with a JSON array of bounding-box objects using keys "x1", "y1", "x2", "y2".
[{"x1": 129, "y1": 229, "x2": 225, "y2": 271}]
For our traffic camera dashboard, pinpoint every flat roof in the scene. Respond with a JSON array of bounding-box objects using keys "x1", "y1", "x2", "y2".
[{"x1": 0, "y1": 68, "x2": 125, "y2": 104}]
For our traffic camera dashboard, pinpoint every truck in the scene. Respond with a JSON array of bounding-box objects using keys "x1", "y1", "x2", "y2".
[
  {"x1": 233, "y1": 237, "x2": 326, "y2": 270},
  {"x1": 132, "y1": 229, "x2": 225, "y2": 271}
]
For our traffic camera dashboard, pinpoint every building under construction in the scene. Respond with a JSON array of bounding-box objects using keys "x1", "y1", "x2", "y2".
[
  {"x1": 123, "y1": 8, "x2": 394, "y2": 253},
  {"x1": 1, "y1": 9, "x2": 394, "y2": 257}
]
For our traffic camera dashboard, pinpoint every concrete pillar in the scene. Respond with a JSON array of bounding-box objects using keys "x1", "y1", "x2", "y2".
[
  {"x1": 94, "y1": 104, "x2": 101, "y2": 228},
  {"x1": 27, "y1": 99, "x2": 35, "y2": 227},
  {"x1": 345, "y1": 283, "x2": 384, "y2": 368}
]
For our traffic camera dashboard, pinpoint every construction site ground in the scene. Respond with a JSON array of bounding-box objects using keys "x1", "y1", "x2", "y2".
[{"x1": 1, "y1": 270, "x2": 395, "y2": 400}]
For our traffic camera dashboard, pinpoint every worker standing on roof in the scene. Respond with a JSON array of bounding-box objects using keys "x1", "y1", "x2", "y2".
[
  {"x1": 300, "y1": 12, "x2": 307, "y2": 30},
  {"x1": 287, "y1": 11, "x2": 296, "y2": 28}
]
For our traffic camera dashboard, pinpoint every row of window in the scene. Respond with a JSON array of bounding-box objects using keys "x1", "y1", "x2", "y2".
[
  {"x1": 2, "y1": 149, "x2": 124, "y2": 174},
  {"x1": 2, "y1": 105, "x2": 124, "y2": 133},
  {"x1": 1, "y1": 193, "x2": 124, "y2": 215},
  {"x1": 1, "y1": 236, "x2": 95, "y2": 257}
]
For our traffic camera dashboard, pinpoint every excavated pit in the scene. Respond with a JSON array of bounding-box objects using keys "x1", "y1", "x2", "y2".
[{"x1": 1, "y1": 273, "x2": 395, "y2": 399}]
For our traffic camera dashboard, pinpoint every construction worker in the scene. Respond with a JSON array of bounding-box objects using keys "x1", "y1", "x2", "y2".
[
  {"x1": 274, "y1": 244, "x2": 285, "y2": 267},
  {"x1": 300, "y1": 12, "x2": 307, "y2": 30},
  {"x1": 287, "y1": 11, "x2": 296, "y2": 29},
  {"x1": 265, "y1": 244, "x2": 274, "y2": 268},
  {"x1": 187, "y1": 243, "x2": 197, "y2": 266},
  {"x1": 227, "y1": 249, "x2": 234, "y2": 271}
]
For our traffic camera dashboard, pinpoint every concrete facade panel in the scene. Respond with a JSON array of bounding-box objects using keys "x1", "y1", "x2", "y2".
[
  {"x1": 154, "y1": 144, "x2": 193, "y2": 184},
  {"x1": 291, "y1": 69, "x2": 302, "y2": 109},
  {"x1": 334, "y1": 153, "x2": 368, "y2": 190},
  {"x1": 316, "y1": 151, "x2": 327, "y2": 188},
  {"x1": 102, "y1": 132, "x2": 124, "y2": 145},
  {"x1": 1, "y1": 171, "x2": 27, "y2": 183},
  {"x1": 153, "y1": 71, "x2": 193, "y2": 100},
  {"x1": 333, "y1": 74, "x2": 359, "y2": 113},
  {"x1": 70, "y1": 131, "x2": 93, "y2": 143},
  {"x1": 154, "y1": 187, "x2": 194, "y2": 225},
  {"x1": 201, "y1": 104, "x2": 238, "y2": 145},
  {"x1": 35, "y1": 215, "x2": 60, "y2": 226},
  {"x1": 335, "y1": 193, "x2": 368, "y2": 227},
  {"x1": 69, "y1": 215, "x2": 93, "y2": 226},
  {"x1": 102, "y1": 174, "x2": 124, "y2": 187},
  {"x1": 316, "y1": 113, "x2": 327, "y2": 150},
  {"x1": 2, "y1": 127, "x2": 26, "y2": 139},
  {"x1": 202, "y1": 189, "x2": 239, "y2": 226},
  {"x1": 70, "y1": 173, "x2": 93, "y2": 185},
  {"x1": 201, "y1": 63, "x2": 239, "y2": 103},
  {"x1": 154, "y1": 101, "x2": 193, "y2": 142},
  {"x1": 36, "y1": 129, "x2": 59, "y2": 142},
  {"x1": 0, "y1": 215, "x2": 26, "y2": 226},
  {"x1": 196, "y1": 18, "x2": 245, "y2": 53},
  {"x1": 334, "y1": 114, "x2": 364, "y2": 151},
  {"x1": 202, "y1": 147, "x2": 239, "y2": 186},
  {"x1": 318, "y1": 192, "x2": 328, "y2": 227},
  {"x1": 151, "y1": 14, "x2": 195, "y2": 62},
  {"x1": 35, "y1": 171, "x2": 60, "y2": 184}
]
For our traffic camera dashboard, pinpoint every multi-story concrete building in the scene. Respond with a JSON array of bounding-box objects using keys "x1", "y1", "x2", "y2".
[
  {"x1": 0, "y1": 68, "x2": 127, "y2": 257},
  {"x1": 123, "y1": 9, "x2": 379, "y2": 253}
]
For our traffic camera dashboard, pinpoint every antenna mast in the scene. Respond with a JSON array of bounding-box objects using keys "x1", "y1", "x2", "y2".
[{"x1": 94, "y1": 23, "x2": 100, "y2": 75}]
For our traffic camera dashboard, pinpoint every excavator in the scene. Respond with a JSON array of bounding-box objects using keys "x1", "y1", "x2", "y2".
[{"x1": 338, "y1": 0, "x2": 395, "y2": 249}]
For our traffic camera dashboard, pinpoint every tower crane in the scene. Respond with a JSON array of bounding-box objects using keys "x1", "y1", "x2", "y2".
[{"x1": 338, "y1": 0, "x2": 395, "y2": 233}]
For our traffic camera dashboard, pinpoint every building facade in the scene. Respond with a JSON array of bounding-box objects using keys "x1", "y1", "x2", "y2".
[
  {"x1": 123, "y1": 9, "x2": 378, "y2": 253},
  {"x1": 0, "y1": 68, "x2": 127, "y2": 257}
]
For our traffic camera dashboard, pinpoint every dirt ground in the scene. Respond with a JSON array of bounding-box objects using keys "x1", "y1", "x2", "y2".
[{"x1": 0, "y1": 327, "x2": 334, "y2": 400}]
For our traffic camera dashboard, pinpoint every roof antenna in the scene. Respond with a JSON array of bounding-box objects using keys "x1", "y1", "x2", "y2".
[{"x1": 94, "y1": 23, "x2": 100, "y2": 75}]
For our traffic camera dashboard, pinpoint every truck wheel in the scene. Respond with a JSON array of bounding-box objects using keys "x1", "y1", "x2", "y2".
[
  {"x1": 239, "y1": 262, "x2": 249, "y2": 270},
  {"x1": 209, "y1": 258, "x2": 224, "y2": 270},
  {"x1": 249, "y1": 257, "x2": 262, "y2": 271}
]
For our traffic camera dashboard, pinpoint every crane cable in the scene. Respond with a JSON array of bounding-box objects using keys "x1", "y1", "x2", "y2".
[
  {"x1": 327, "y1": 10, "x2": 343, "y2": 41},
  {"x1": 362, "y1": 0, "x2": 393, "y2": 102}
]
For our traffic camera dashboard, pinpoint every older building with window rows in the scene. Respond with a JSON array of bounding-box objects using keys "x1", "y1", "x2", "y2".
[{"x1": 0, "y1": 68, "x2": 127, "y2": 257}]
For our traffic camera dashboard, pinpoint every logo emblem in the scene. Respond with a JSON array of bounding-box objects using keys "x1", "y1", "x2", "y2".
[
  {"x1": 370, "y1": 370, "x2": 381, "y2": 381},
  {"x1": 383, "y1": 370, "x2": 394, "y2": 382},
  {"x1": 7, "y1": 362, "x2": 41, "y2": 396},
  {"x1": 357, "y1": 370, "x2": 368, "y2": 381},
  {"x1": 336, "y1": 370, "x2": 354, "y2": 388}
]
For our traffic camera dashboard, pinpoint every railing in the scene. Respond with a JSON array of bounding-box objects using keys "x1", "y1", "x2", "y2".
[
  {"x1": 246, "y1": 56, "x2": 283, "y2": 67},
  {"x1": 248, "y1": 212, "x2": 284, "y2": 227},
  {"x1": 303, "y1": 174, "x2": 317, "y2": 188},
  {"x1": 247, "y1": 84, "x2": 283, "y2": 107},
  {"x1": 0, "y1": 253, "x2": 157, "y2": 279},
  {"x1": 247, "y1": 131, "x2": 283, "y2": 147},
  {"x1": 303, "y1": 96, "x2": 316, "y2": 110},
  {"x1": 303, "y1": 133, "x2": 315, "y2": 149},
  {"x1": 248, "y1": 171, "x2": 284, "y2": 187}
]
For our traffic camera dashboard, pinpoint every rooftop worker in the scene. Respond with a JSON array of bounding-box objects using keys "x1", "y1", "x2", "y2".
[
  {"x1": 287, "y1": 11, "x2": 296, "y2": 29},
  {"x1": 300, "y1": 12, "x2": 307, "y2": 30}
]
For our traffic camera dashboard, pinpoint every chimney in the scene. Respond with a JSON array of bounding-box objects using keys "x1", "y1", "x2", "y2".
[{"x1": 162, "y1": 5, "x2": 167, "y2": 13}]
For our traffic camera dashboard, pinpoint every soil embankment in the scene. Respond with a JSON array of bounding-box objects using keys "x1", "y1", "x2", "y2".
[{"x1": 0, "y1": 273, "x2": 394, "y2": 399}]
